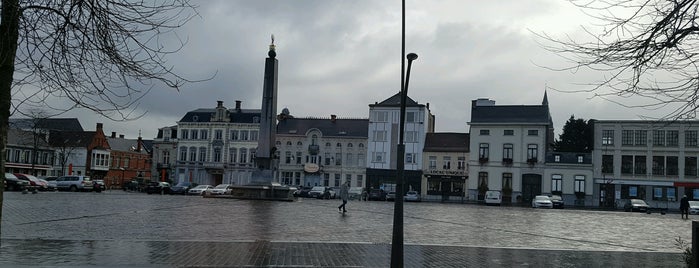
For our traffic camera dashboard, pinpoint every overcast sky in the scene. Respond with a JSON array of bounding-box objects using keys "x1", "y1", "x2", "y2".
[{"x1": 12, "y1": 0, "x2": 667, "y2": 140}]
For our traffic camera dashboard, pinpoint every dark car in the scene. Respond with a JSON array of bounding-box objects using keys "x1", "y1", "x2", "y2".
[
  {"x1": 294, "y1": 186, "x2": 312, "y2": 197},
  {"x1": 4, "y1": 173, "x2": 29, "y2": 191},
  {"x1": 123, "y1": 180, "x2": 142, "y2": 192},
  {"x1": 170, "y1": 182, "x2": 197, "y2": 195},
  {"x1": 550, "y1": 195, "x2": 564, "y2": 209},
  {"x1": 624, "y1": 199, "x2": 650, "y2": 212},
  {"x1": 368, "y1": 189, "x2": 386, "y2": 201},
  {"x1": 92, "y1": 179, "x2": 106, "y2": 192},
  {"x1": 145, "y1": 181, "x2": 171, "y2": 194}
]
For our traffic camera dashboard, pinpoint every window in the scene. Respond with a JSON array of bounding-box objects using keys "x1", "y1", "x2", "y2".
[
  {"x1": 653, "y1": 130, "x2": 665, "y2": 146},
  {"x1": 502, "y1": 173, "x2": 512, "y2": 191},
  {"x1": 347, "y1": 143, "x2": 353, "y2": 148},
  {"x1": 358, "y1": 154, "x2": 365, "y2": 167},
  {"x1": 214, "y1": 130, "x2": 223, "y2": 140},
  {"x1": 162, "y1": 151, "x2": 170, "y2": 164},
  {"x1": 336, "y1": 143, "x2": 342, "y2": 147},
  {"x1": 250, "y1": 130, "x2": 259, "y2": 141},
  {"x1": 335, "y1": 174, "x2": 341, "y2": 186},
  {"x1": 181, "y1": 130, "x2": 189, "y2": 140},
  {"x1": 443, "y1": 156, "x2": 451, "y2": 169},
  {"x1": 552, "y1": 174, "x2": 562, "y2": 194},
  {"x1": 229, "y1": 148, "x2": 237, "y2": 163},
  {"x1": 239, "y1": 148, "x2": 247, "y2": 164},
  {"x1": 602, "y1": 130, "x2": 614, "y2": 145},
  {"x1": 574, "y1": 175, "x2": 585, "y2": 193},
  {"x1": 285, "y1": 151, "x2": 292, "y2": 164},
  {"x1": 189, "y1": 147, "x2": 197, "y2": 161},
  {"x1": 240, "y1": 130, "x2": 248, "y2": 141},
  {"x1": 200, "y1": 130, "x2": 208, "y2": 140},
  {"x1": 621, "y1": 155, "x2": 633, "y2": 174},
  {"x1": 374, "y1": 111, "x2": 389, "y2": 122},
  {"x1": 429, "y1": 156, "x2": 437, "y2": 169},
  {"x1": 480, "y1": 129, "x2": 490, "y2": 135},
  {"x1": 554, "y1": 154, "x2": 561, "y2": 162},
  {"x1": 634, "y1": 130, "x2": 647, "y2": 146},
  {"x1": 335, "y1": 153, "x2": 342, "y2": 165},
  {"x1": 325, "y1": 142, "x2": 331, "y2": 147},
  {"x1": 577, "y1": 155, "x2": 584, "y2": 163},
  {"x1": 405, "y1": 131, "x2": 418, "y2": 143},
  {"x1": 528, "y1": 130, "x2": 538, "y2": 136},
  {"x1": 179, "y1": 147, "x2": 187, "y2": 161},
  {"x1": 687, "y1": 131, "x2": 698, "y2": 147},
  {"x1": 296, "y1": 152, "x2": 302, "y2": 164},
  {"x1": 602, "y1": 155, "x2": 613, "y2": 173},
  {"x1": 374, "y1": 131, "x2": 387, "y2": 142},
  {"x1": 324, "y1": 153, "x2": 331, "y2": 165},
  {"x1": 504, "y1": 130, "x2": 514, "y2": 136},
  {"x1": 478, "y1": 172, "x2": 488, "y2": 193},
  {"x1": 634, "y1": 155, "x2": 646, "y2": 175},
  {"x1": 667, "y1": 156, "x2": 678, "y2": 176},
  {"x1": 686, "y1": 157, "x2": 698, "y2": 177},
  {"x1": 346, "y1": 174, "x2": 352, "y2": 185},
  {"x1": 191, "y1": 129, "x2": 198, "y2": 140},
  {"x1": 652, "y1": 187, "x2": 677, "y2": 201},
  {"x1": 213, "y1": 148, "x2": 222, "y2": 162},
  {"x1": 199, "y1": 147, "x2": 207, "y2": 162},
  {"x1": 667, "y1": 130, "x2": 679, "y2": 147},
  {"x1": 502, "y1": 144, "x2": 513, "y2": 161},
  {"x1": 297, "y1": 141, "x2": 303, "y2": 146},
  {"x1": 359, "y1": 143, "x2": 364, "y2": 148},
  {"x1": 230, "y1": 130, "x2": 239, "y2": 140},
  {"x1": 527, "y1": 144, "x2": 538, "y2": 162},
  {"x1": 357, "y1": 175, "x2": 363, "y2": 187},
  {"x1": 458, "y1": 157, "x2": 466, "y2": 170},
  {"x1": 478, "y1": 143, "x2": 489, "y2": 161},
  {"x1": 622, "y1": 130, "x2": 634, "y2": 146},
  {"x1": 346, "y1": 153, "x2": 353, "y2": 166},
  {"x1": 652, "y1": 156, "x2": 665, "y2": 175},
  {"x1": 406, "y1": 153, "x2": 416, "y2": 164},
  {"x1": 372, "y1": 152, "x2": 385, "y2": 163},
  {"x1": 324, "y1": 174, "x2": 330, "y2": 186},
  {"x1": 406, "y1": 111, "x2": 416, "y2": 122}
]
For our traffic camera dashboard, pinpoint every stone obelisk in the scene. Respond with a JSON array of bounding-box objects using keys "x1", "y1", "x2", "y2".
[{"x1": 251, "y1": 36, "x2": 278, "y2": 183}]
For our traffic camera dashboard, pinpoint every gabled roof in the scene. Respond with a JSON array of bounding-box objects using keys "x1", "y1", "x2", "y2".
[
  {"x1": 470, "y1": 105, "x2": 551, "y2": 124},
  {"x1": 277, "y1": 118, "x2": 369, "y2": 138},
  {"x1": 424, "y1": 132, "x2": 470, "y2": 152},
  {"x1": 178, "y1": 108, "x2": 261, "y2": 124},
  {"x1": 107, "y1": 137, "x2": 149, "y2": 154},
  {"x1": 48, "y1": 131, "x2": 96, "y2": 148},
  {"x1": 369, "y1": 92, "x2": 421, "y2": 108},
  {"x1": 7, "y1": 128, "x2": 50, "y2": 147},
  {"x1": 156, "y1": 126, "x2": 178, "y2": 139},
  {"x1": 9, "y1": 118, "x2": 83, "y2": 131}
]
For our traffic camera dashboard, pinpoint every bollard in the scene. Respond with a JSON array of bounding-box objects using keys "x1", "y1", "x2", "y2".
[{"x1": 693, "y1": 221, "x2": 699, "y2": 268}]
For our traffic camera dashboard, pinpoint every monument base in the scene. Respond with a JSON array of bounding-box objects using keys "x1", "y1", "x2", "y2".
[{"x1": 204, "y1": 181, "x2": 297, "y2": 202}]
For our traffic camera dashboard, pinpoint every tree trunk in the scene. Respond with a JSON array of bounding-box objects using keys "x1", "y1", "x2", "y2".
[{"x1": 0, "y1": 0, "x2": 22, "y2": 238}]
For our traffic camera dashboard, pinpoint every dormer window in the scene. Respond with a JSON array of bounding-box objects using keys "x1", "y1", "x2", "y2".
[{"x1": 554, "y1": 154, "x2": 561, "y2": 162}]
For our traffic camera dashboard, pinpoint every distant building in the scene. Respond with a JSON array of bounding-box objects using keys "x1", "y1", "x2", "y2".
[
  {"x1": 105, "y1": 132, "x2": 151, "y2": 188},
  {"x1": 366, "y1": 93, "x2": 434, "y2": 194},
  {"x1": 422, "y1": 132, "x2": 469, "y2": 202},
  {"x1": 4, "y1": 128, "x2": 55, "y2": 176},
  {"x1": 174, "y1": 100, "x2": 260, "y2": 186},
  {"x1": 276, "y1": 110, "x2": 368, "y2": 188},
  {"x1": 151, "y1": 125, "x2": 178, "y2": 183},
  {"x1": 48, "y1": 123, "x2": 110, "y2": 178}
]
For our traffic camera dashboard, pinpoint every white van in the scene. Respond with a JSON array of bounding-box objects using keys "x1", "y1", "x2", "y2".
[{"x1": 485, "y1": 190, "x2": 502, "y2": 205}]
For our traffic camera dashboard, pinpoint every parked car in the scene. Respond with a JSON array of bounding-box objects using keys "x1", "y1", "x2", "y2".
[
  {"x1": 4, "y1": 173, "x2": 29, "y2": 191},
  {"x1": 145, "y1": 181, "x2": 171, "y2": 194},
  {"x1": 209, "y1": 184, "x2": 232, "y2": 195},
  {"x1": 624, "y1": 199, "x2": 650, "y2": 212},
  {"x1": 550, "y1": 195, "x2": 564, "y2": 209},
  {"x1": 532, "y1": 195, "x2": 553, "y2": 208},
  {"x1": 123, "y1": 180, "x2": 142, "y2": 192},
  {"x1": 386, "y1": 191, "x2": 396, "y2": 201},
  {"x1": 170, "y1": 182, "x2": 197, "y2": 195},
  {"x1": 368, "y1": 189, "x2": 386, "y2": 201},
  {"x1": 689, "y1": 201, "x2": 699, "y2": 215},
  {"x1": 188, "y1": 185, "x2": 213, "y2": 195},
  {"x1": 41, "y1": 176, "x2": 59, "y2": 191},
  {"x1": 485, "y1": 190, "x2": 502, "y2": 206},
  {"x1": 348, "y1": 187, "x2": 363, "y2": 200},
  {"x1": 319, "y1": 187, "x2": 336, "y2": 199},
  {"x1": 404, "y1": 191, "x2": 421, "y2": 202},
  {"x1": 56, "y1": 175, "x2": 93, "y2": 192},
  {"x1": 14, "y1": 173, "x2": 45, "y2": 191},
  {"x1": 92, "y1": 179, "x2": 106, "y2": 192},
  {"x1": 294, "y1": 186, "x2": 312, "y2": 197},
  {"x1": 308, "y1": 186, "x2": 327, "y2": 198},
  {"x1": 39, "y1": 178, "x2": 56, "y2": 191}
]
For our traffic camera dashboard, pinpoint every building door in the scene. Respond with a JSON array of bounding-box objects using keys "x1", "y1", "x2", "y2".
[
  {"x1": 214, "y1": 174, "x2": 223, "y2": 186},
  {"x1": 441, "y1": 181, "x2": 451, "y2": 202},
  {"x1": 521, "y1": 174, "x2": 542, "y2": 204}
]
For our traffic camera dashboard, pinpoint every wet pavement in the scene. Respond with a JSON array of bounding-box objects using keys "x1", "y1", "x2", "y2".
[{"x1": 0, "y1": 191, "x2": 689, "y2": 267}]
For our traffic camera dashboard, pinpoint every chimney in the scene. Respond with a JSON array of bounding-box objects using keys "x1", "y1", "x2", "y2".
[
  {"x1": 235, "y1": 100, "x2": 242, "y2": 111},
  {"x1": 331, "y1": 114, "x2": 337, "y2": 123},
  {"x1": 96, "y1": 123, "x2": 103, "y2": 131},
  {"x1": 119, "y1": 134, "x2": 124, "y2": 139},
  {"x1": 111, "y1": 132, "x2": 116, "y2": 138},
  {"x1": 217, "y1": 100, "x2": 223, "y2": 108},
  {"x1": 137, "y1": 136, "x2": 143, "y2": 152}
]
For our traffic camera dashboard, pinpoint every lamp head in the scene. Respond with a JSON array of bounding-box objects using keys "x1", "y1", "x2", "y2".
[{"x1": 407, "y1": 53, "x2": 418, "y2": 61}]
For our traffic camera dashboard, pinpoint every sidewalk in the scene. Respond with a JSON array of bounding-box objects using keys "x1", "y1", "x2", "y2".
[{"x1": 0, "y1": 238, "x2": 683, "y2": 267}]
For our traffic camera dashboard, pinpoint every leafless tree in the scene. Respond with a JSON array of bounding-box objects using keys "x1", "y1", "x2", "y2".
[
  {"x1": 0, "y1": 0, "x2": 199, "y2": 236},
  {"x1": 539, "y1": 0, "x2": 699, "y2": 119}
]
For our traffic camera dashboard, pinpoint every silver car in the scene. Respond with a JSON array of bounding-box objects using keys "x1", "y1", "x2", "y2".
[{"x1": 532, "y1": 195, "x2": 553, "y2": 208}]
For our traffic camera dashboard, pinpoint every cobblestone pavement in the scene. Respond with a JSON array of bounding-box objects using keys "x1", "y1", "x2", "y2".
[{"x1": 0, "y1": 191, "x2": 688, "y2": 267}]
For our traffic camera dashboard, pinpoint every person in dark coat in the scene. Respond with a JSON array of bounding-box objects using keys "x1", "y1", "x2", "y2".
[
  {"x1": 680, "y1": 195, "x2": 690, "y2": 219},
  {"x1": 338, "y1": 181, "x2": 349, "y2": 213}
]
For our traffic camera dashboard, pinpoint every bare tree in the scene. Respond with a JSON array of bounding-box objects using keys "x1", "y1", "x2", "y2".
[
  {"x1": 539, "y1": 0, "x2": 699, "y2": 119},
  {"x1": 0, "y1": 0, "x2": 199, "y2": 236}
]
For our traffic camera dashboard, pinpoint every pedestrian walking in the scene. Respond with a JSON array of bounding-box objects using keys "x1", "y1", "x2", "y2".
[
  {"x1": 681, "y1": 195, "x2": 690, "y2": 219},
  {"x1": 338, "y1": 181, "x2": 349, "y2": 213}
]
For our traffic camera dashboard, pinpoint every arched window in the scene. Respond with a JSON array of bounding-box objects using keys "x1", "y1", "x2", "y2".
[
  {"x1": 297, "y1": 141, "x2": 303, "y2": 146},
  {"x1": 286, "y1": 141, "x2": 292, "y2": 146},
  {"x1": 276, "y1": 141, "x2": 281, "y2": 146},
  {"x1": 229, "y1": 148, "x2": 237, "y2": 163},
  {"x1": 337, "y1": 143, "x2": 342, "y2": 147},
  {"x1": 311, "y1": 135, "x2": 318, "y2": 145},
  {"x1": 325, "y1": 142, "x2": 331, "y2": 147},
  {"x1": 358, "y1": 143, "x2": 364, "y2": 148},
  {"x1": 347, "y1": 143, "x2": 353, "y2": 147}
]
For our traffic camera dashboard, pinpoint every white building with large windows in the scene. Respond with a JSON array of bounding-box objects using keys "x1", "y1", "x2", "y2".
[
  {"x1": 275, "y1": 110, "x2": 368, "y2": 188},
  {"x1": 174, "y1": 100, "x2": 260, "y2": 186},
  {"x1": 591, "y1": 120, "x2": 699, "y2": 209},
  {"x1": 366, "y1": 93, "x2": 434, "y2": 194}
]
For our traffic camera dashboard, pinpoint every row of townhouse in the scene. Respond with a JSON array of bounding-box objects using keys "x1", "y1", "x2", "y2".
[{"x1": 5, "y1": 119, "x2": 151, "y2": 188}]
